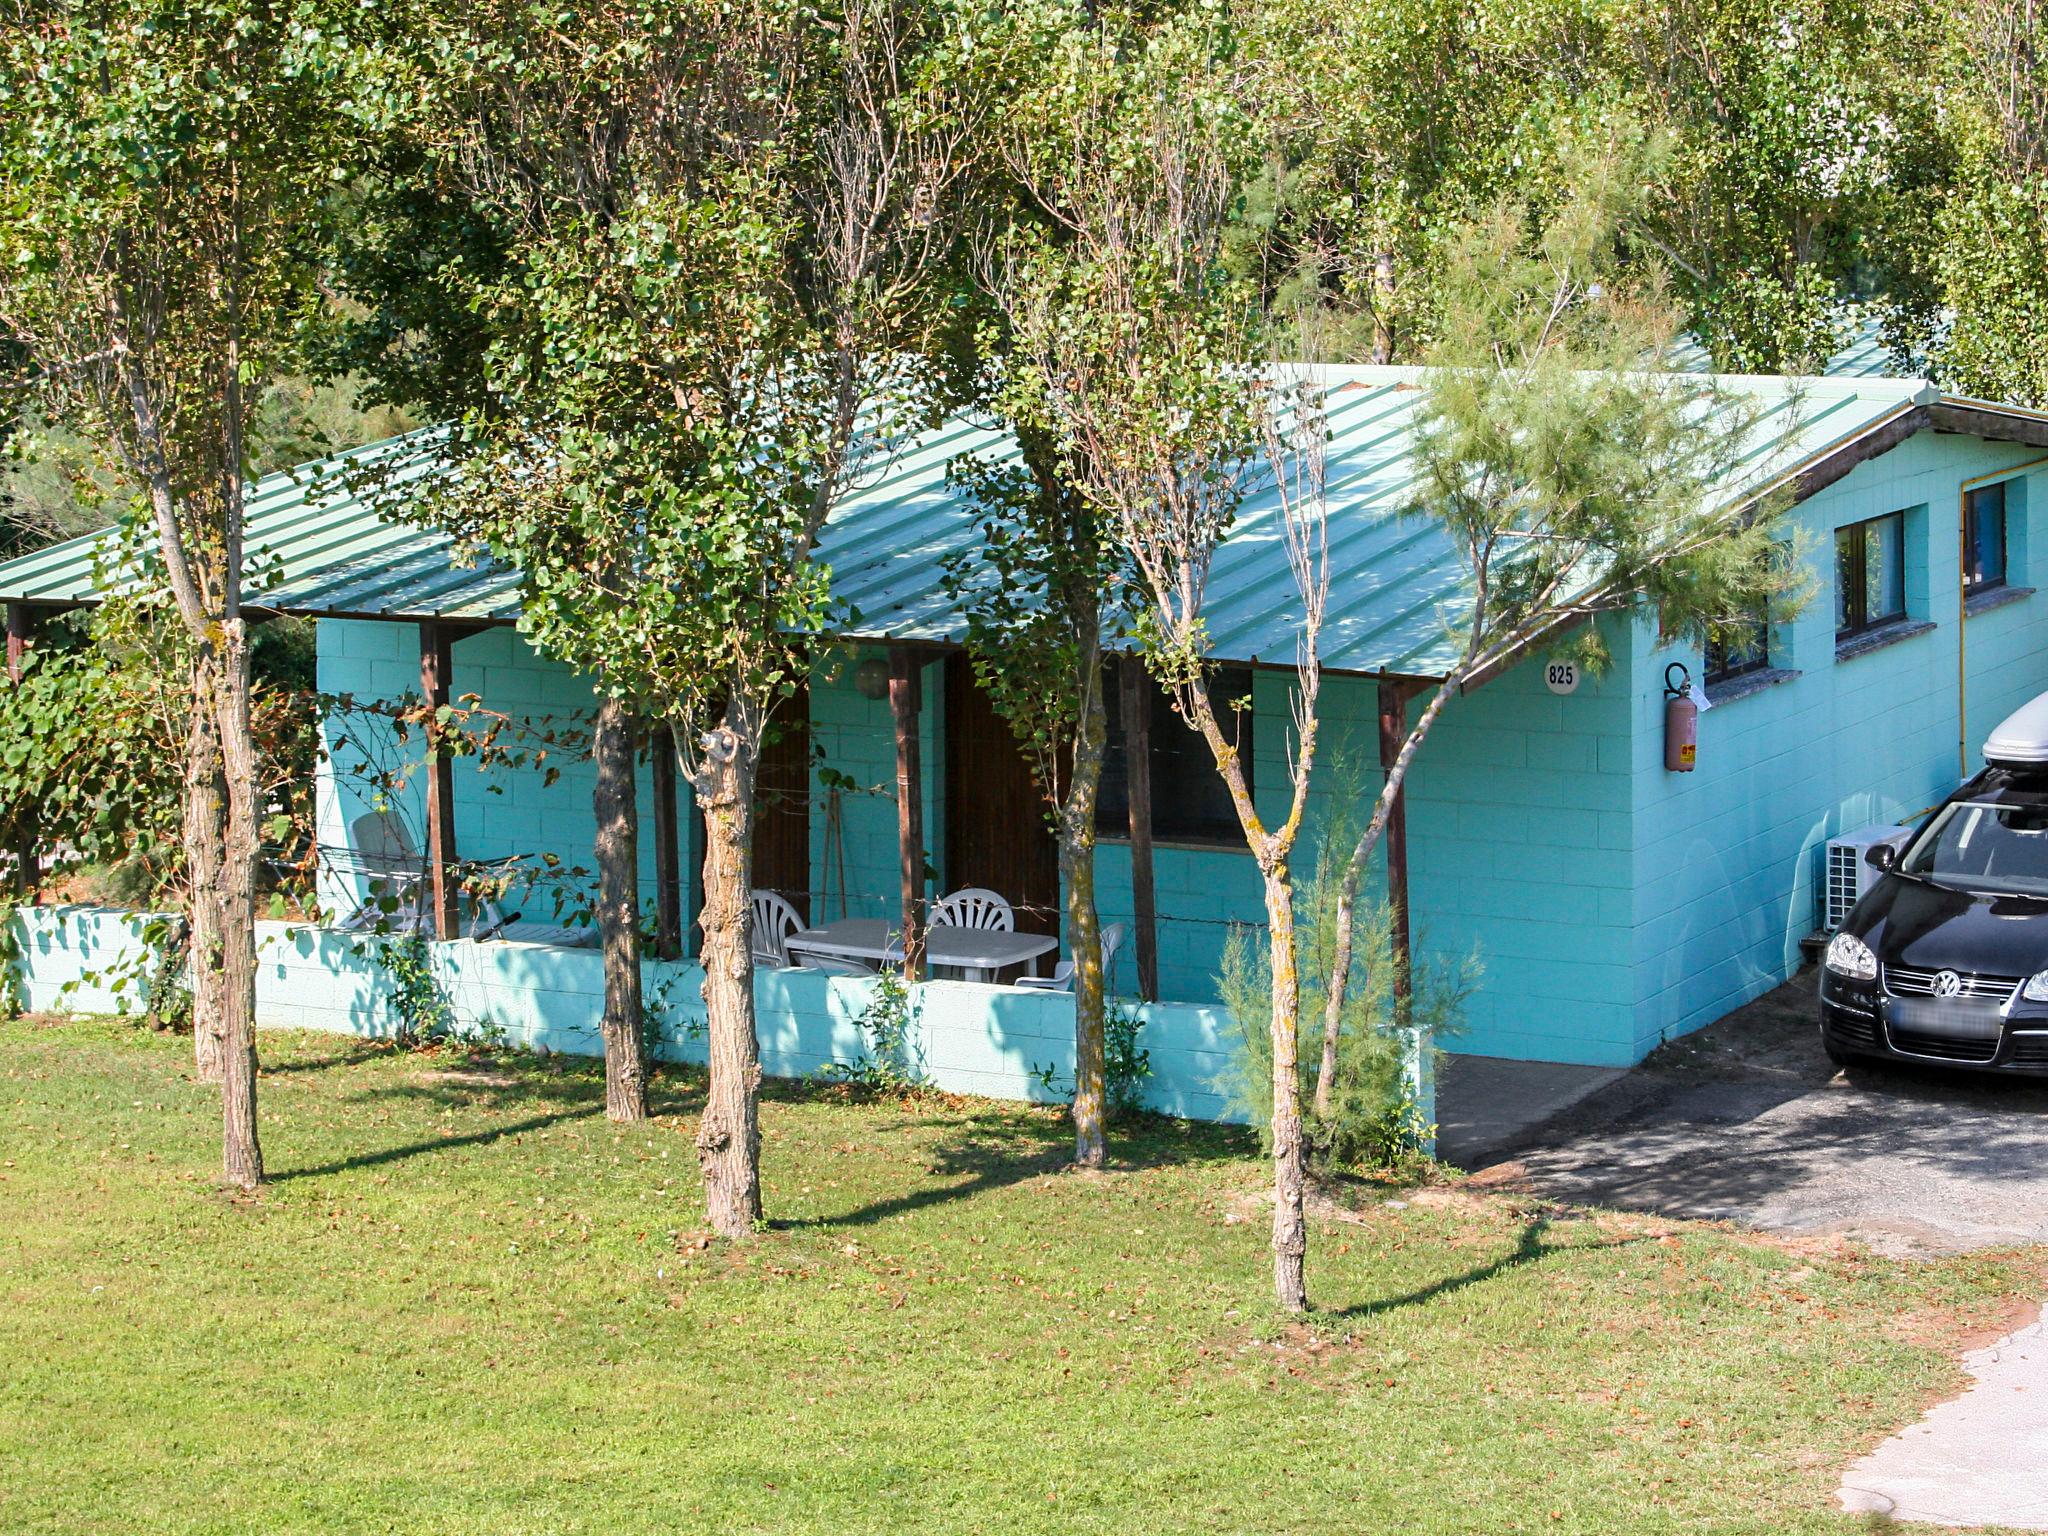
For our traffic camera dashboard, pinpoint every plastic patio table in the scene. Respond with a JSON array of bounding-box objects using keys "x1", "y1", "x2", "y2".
[{"x1": 784, "y1": 918, "x2": 1058, "y2": 983}]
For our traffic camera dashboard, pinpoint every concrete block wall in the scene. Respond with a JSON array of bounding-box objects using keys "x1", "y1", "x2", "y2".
[
  {"x1": 8, "y1": 905, "x2": 173, "y2": 1014},
  {"x1": 1400, "y1": 629, "x2": 1639, "y2": 1065},
  {"x1": 1627, "y1": 434, "x2": 2048, "y2": 1051},
  {"x1": 316, "y1": 619, "x2": 682, "y2": 929},
  {"x1": 4, "y1": 905, "x2": 1250, "y2": 1125},
  {"x1": 804, "y1": 650, "x2": 944, "y2": 923}
]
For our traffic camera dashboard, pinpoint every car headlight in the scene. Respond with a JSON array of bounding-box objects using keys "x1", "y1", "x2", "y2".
[
  {"x1": 1825, "y1": 932, "x2": 1878, "y2": 982},
  {"x1": 2024, "y1": 970, "x2": 2048, "y2": 1003}
]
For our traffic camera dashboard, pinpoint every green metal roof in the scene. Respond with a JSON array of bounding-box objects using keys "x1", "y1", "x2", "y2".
[
  {"x1": 1666, "y1": 308, "x2": 1913, "y2": 380},
  {"x1": 0, "y1": 366, "x2": 1961, "y2": 679}
]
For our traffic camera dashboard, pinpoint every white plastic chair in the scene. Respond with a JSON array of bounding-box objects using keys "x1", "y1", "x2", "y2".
[
  {"x1": 1017, "y1": 921, "x2": 1126, "y2": 993},
  {"x1": 931, "y1": 887, "x2": 1014, "y2": 932},
  {"x1": 749, "y1": 889, "x2": 805, "y2": 966},
  {"x1": 340, "y1": 811, "x2": 430, "y2": 933},
  {"x1": 339, "y1": 809, "x2": 519, "y2": 940}
]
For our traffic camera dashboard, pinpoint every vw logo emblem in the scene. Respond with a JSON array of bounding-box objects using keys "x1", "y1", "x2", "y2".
[{"x1": 1932, "y1": 970, "x2": 1964, "y2": 998}]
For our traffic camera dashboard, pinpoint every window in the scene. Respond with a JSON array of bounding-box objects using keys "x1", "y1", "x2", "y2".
[
  {"x1": 1835, "y1": 511, "x2": 1907, "y2": 639},
  {"x1": 1704, "y1": 599, "x2": 1770, "y2": 686},
  {"x1": 1099, "y1": 664, "x2": 1252, "y2": 846},
  {"x1": 1900, "y1": 798, "x2": 2048, "y2": 897},
  {"x1": 1966, "y1": 481, "x2": 2008, "y2": 594}
]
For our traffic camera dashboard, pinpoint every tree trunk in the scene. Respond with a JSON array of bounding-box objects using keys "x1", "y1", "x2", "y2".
[
  {"x1": 1064, "y1": 661, "x2": 1110, "y2": 1167},
  {"x1": 1370, "y1": 249, "x2": 1397, "y2": 365},
  {"x1": 594, "y1": 695, "x2": 649, "y2": 1121},
  {"x1": 184, "y1": 639, "x2": 228, "y2": 1084},
  {"x1": 691, "y1": 717, "x2": 763, "y2": 1238},
  {"x1": 1263, "y1": 868, "x2": 1308, "y2": 1313},
  {"x1": 213, "y1": 620, "x2": 262, "y2": 1190}
]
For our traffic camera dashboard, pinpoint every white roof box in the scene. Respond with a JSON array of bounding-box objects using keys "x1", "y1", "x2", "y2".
[{"x1": 1985, "y1": 691, "x2": 2048, "y2": 766}]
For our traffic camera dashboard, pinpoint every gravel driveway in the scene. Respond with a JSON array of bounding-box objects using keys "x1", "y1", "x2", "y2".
[{"x1": 1462, "y1": 971, "x2": 2048, "y2": 1256}]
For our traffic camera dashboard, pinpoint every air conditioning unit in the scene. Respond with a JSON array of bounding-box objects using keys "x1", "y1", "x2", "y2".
[{"x1": 1823, "y1": 823, "x2": 1914, "y2": 930}]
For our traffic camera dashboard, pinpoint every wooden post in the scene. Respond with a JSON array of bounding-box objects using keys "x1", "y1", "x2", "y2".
[
  {"x1": 1377, "y1": 680, "x2": 1412, "y2": 1017},
  {"x1": 1121, "y1": 655, "x2": 1159, "y2": 1002},
  {"x1": 889, "y1": 648, "x2": 925, "y2": 981},
  {"x1": 6, "y1": 604, "x2": 35, "y2": 895},
  {"x1": 650, "y1": 720, "x2": 683, "y2": 962},
  {"x1": 419, "y1": 621, "x2": 459, "y2": 939},
  {"x1": 687, "y1": 796, "x2": 708, "y2": 954}
]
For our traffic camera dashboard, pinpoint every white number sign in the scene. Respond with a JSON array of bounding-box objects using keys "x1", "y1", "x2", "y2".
[{"x1": 1544, "y1": 659, "x2": 1580, "y2": 696}]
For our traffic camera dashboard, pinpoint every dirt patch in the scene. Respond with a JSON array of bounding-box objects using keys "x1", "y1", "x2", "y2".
[{"x1": 1888, "y1": 1276, "x2": 2045, "y2": 1359}]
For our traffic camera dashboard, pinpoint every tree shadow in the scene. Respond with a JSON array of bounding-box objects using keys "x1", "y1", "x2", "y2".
[
  {"x1": 258, "y1": 1041, "x2": 392, "y2": 1076},
  {"x1": 786, "y1": 1103, "x2": 1255, "y2": 1231},
  {"x1": 273, "y1": 1104, "x2": 603, "y2": 1182},
  {"x1": 1328, "y1": 1217, "x2": 1651, "y2": 1321}
]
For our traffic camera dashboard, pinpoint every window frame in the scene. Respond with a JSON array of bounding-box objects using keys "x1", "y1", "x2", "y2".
[
  {"x1": 1099, "y1": 663, "x2": 1255, "y2": 850},
  {"x1": 1835, "y1": 510, "x2": 1908, "y2": 640},
  {"x1": 1965, "y1": 480, "x2": 2009, "y2": 596},
  {"x1": 1703, "y1": 609, "x2": 1770, "y2": 687}
]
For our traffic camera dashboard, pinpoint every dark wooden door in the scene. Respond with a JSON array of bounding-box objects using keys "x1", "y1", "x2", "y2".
[
  {"x1": 944, "y1": 655, "x2": 1059, "y2": 936},
  {"x1": 753, "y1": 682, "x2": 812, "y2": 919}
]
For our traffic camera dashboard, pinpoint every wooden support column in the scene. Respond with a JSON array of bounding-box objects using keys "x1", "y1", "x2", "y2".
[
  {"x1": 687, "y1": 796, "x2": 708, "y2": 954},
  {"x1": 6, "y1": 604, "x2": 36, "y2": 895},
  {"x1": 650, "y1": 720, "x2": 683, "y2": 961},
  {"x1": 1377, "y1": 680, "x2": 1413, "y2": 1017},
  {"x1": 1120, "y1": 655, "x2": 1159, "y2": 1002},
  {"x1": 889, "y1": 648, "x2": 926, "y2": 981},
  {"x1": 419, "y1": 621, "x2": 459, "y2": 939}
]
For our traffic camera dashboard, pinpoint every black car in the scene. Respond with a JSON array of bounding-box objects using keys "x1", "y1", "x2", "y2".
[{"x1": 1819, "y1": 752, "x2": 2048, "y2": 1076}]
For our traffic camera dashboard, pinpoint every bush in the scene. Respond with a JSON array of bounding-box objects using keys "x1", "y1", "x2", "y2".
[{"x1": 1217, "y1": 769, "x2": 1477, "y2": 1170}]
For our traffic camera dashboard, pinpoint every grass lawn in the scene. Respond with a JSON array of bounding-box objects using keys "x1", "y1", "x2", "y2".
[{"x1": 0, "y1": 1014, "x2": 2036, "y2": 1534}]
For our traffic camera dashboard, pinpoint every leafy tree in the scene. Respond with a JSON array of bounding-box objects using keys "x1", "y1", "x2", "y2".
[
  {"x1": 1895, "y1": 1, "x2": 2048, "y2": 404},
  {"x1": 1234, "y1": 0, "x2": 1602, "y2": 363},
  {"x1": 939, "y1": 0, "x2": 1149, "y2": 1169},
  {"x1": 351, "y1": 0, "x2": 968, "y2": 1228},
  {"x1": 0, "y1": 0, "x2": 359, "y2": 1187},
  {"x1": 1609, "y1": 0, "x2": 1937, "y2": 371},
  {"x1": 1313, "y1": 145, "x2": 1805, "y2": 1078},
  {"x1": 984, "y1": 11, "x2": 1336, "y2": 1310}
]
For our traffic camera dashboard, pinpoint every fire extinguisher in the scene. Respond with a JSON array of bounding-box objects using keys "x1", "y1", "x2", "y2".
[{"x1": 1664, "y1": 662, "x2": 1698, "y2": 772}]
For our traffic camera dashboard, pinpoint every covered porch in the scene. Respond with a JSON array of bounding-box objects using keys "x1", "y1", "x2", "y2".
[{"x1": 311, "y1": 615, "x2": 1430, "y2": 1017}]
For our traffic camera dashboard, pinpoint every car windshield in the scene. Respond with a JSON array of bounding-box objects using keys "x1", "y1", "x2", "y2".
[{"x1": 1900, "y1": 800, "x2": 2048, "y2": 896}]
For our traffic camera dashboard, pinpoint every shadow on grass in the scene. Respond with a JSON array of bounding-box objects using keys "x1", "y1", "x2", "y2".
[
  {"x1": 1330, "y1": 1217, "x2": 1652, "y2": 1320},
  {"x1": 258, "y1": 1041, "x2": 393, "y2": 1076},
  {"x1": 789, "y1": 1103, "x2": 1256, "y2": 1232},
  {"x1": 273, "y1": 1105, "x2": 605, "y2": 1182}
]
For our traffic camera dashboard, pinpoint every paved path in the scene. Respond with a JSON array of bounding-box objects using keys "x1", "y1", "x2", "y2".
[
  {"x1": 1444, "y1": 972, "x2": 2048, "y2": 1256},
  {"x1": 1839, "y1": 1314, "x2": 2048, "y2": 1528}
]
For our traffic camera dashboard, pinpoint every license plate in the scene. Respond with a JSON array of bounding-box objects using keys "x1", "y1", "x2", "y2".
[{"x1": 1884, "y1": 996, "x2": 2003, "y2": 1040}]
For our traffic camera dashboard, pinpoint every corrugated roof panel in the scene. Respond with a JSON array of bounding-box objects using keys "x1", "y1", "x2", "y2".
[{"x1": 0, "y1": 368, "x2": 1944, "y2": 679}]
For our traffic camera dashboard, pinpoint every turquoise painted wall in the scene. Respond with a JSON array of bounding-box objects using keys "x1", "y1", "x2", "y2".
[
  {"x1": 314, "y1": 616, "x2": 1642, "y2": 1064},
  {"x1": 805, "y1": 649, "x2": 944, "y2": 923},
  {"x1": 302, "y1": 426, "x2": 2048, "y2": 1071},
  {"x1": 1625, "y1": 435, "x2": 2048, "y2": 1051},
  {"x1": 1398, "y1": 627, "x2": 1638, "y2": 1065},
  {"x1": 4, "y1": 905, "x2": 1241, "y2": 1124},
  {"x1": 317, "y1": 618, "x2": 677, "y2": 927}
]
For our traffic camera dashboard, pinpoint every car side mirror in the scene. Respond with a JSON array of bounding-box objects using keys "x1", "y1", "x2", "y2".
[{"x1": 1865, "y1": 843, "x2": 1898, "y2": 873}]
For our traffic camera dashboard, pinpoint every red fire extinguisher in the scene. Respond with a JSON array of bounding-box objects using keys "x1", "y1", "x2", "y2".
[{"x1": 1664, "y1": 662, "x2": 1698, "y2": 772}]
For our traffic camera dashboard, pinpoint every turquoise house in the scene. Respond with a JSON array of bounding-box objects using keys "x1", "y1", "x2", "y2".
[{"x1": 7, "y1": 352, "x2": 2048, "y2": 1088}]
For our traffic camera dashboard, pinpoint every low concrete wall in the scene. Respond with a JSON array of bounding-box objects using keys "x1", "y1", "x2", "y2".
[{"x1": 4, "y1": 905, "x2": 1247, "y2": 1125}]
